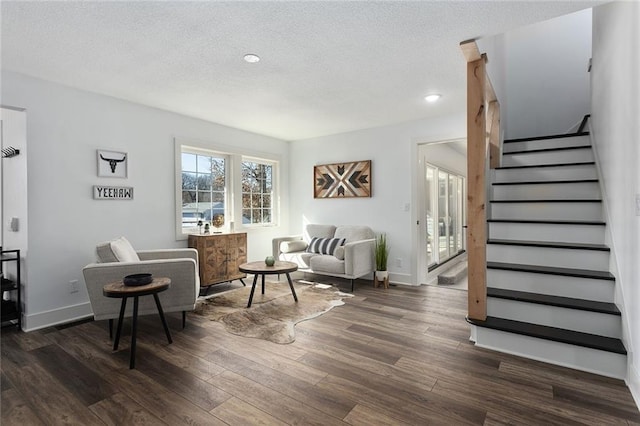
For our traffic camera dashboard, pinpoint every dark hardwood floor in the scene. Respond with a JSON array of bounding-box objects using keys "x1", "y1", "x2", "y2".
[{"x1": 2, "y1": 278, "x2": 639, "y2": 425}]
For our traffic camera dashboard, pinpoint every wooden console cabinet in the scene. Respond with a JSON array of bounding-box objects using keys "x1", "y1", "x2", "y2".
[{"x1": 188, "y1": 233, "x2": 247, "y2": 288}]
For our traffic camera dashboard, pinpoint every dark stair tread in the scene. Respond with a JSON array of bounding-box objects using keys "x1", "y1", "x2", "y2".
[
  {"x1": 487, "y1": 261, "x2": 615, "y2": 281},
  {"x1": 492, "y1": 179, "x2": 598, "y2": 186},
  {"x1": 504, "y1": 145, "x2": 591, "y2": 156},
  {"x1": 487, "y1": 239, "x2": 610, "y2": 251},
  {"x1": 488, "y1": 219, "x2": 605, "y2": 226},
  {"x1": 491, "y1": 199, "x2": 601, "y2": 203},
  {"x1": 487, "y1": 288, "x2": 620, "y2": 315},
  {"x1": 467, "y1": 316, "x2": 626, "y2": 355},
  {"x1": 496, "y1": 161, "x2": 595, "y2": 170},
  {"x1": 504, "y1": 132, "x2": 590, "y2": 143}
]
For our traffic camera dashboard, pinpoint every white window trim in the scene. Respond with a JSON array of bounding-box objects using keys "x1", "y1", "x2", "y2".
[
  {"x1": 241, "y1": 155, "x2": 278, "y2": 228},
  {"x1": 174, "y1": 138, "x2": 280, "y2": 240},
  {"x1": 177, "y1": 146, "x2": 230, "y2": 237}
]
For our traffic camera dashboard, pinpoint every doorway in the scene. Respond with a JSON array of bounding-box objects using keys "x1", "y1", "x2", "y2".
[{"x1": 417, "y1": 140, "x2": 466, "y2": 284}]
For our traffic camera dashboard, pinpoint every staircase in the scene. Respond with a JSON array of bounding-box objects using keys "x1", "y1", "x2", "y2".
[{"x1": 468, "y1": 131, "x2": 627, "y2": 379}]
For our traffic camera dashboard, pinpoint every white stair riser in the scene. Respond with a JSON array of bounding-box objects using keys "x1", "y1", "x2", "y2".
[
  {"x1": 487, "y1": 244, "x2": 609, "y2": 270},
  {"x1": 487, "y1": 298, "x2": 621, "y2": 338},
  {"x1": 494, "y1": 163, "x2": 597, "y2": 183},
  {"x1": 487, "y1": 134, "x2": 626, "y2": 381},
  {"x1": 488, "y1": 269, "x2": 615, "y2": 302},
  {"x1": 502, "y1": 148, "x2": 594, "y2": 167},
  {"x1": 472, "y1": 325, "x2": 627, "y2": 379},
  {"x1": 491, "y1": 202, "x2": 602, "y2": 221},
  {"x1": 492, "y1": 181, "x2": 600, "y2": 200},
  {"x1": 503, "y1": 135, "x2": 590, "y2": 153},
  {"x1": 489, "y1": 222, "x2": 605, "y2": 245}
]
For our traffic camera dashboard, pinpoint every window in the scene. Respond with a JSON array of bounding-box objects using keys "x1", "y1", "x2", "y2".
[
  {"x1": 176, "y1": 141, "x2": 278, "y2": 237},
  {"x1": 180, "y1": 151, "x2": 227, "y2": 230},
  {"x1": 242, "y1": 159, "x2": 274, "y2": 225}
]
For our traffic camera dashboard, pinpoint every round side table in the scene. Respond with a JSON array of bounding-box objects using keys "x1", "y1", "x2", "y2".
[
  {"x1": 238, "y1": 261, "x2": 298, "y2": 308},
  {"x1": 103, "y1": 277, "x2": 172, "y2": 369}
]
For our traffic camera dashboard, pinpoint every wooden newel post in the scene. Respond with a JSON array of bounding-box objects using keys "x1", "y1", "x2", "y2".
[{"x1": 467, "y1": 55, "x2": 487, "y2": 321}]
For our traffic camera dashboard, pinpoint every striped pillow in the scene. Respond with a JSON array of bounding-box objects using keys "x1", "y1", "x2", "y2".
[{"x1": 306, "y1": 237, "x2": 346, "y2": 256}]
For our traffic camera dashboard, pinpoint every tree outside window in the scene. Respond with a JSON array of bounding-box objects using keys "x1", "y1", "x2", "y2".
[
  {"x1": 181, "y1": 152, "x2": 226, "y2": 229},
  {"x1": 242, "y1": 160, "x2": 273, "y2": 225}
]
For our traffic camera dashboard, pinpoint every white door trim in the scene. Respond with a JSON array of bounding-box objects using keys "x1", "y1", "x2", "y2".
[{"x1": 412, "y1": 138, "x2": 467, "y2": 285}]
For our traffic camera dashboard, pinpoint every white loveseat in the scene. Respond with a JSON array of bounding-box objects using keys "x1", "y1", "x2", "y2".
[{"x1": 272, "y1": 224, "x2": 375, "y2": 291}]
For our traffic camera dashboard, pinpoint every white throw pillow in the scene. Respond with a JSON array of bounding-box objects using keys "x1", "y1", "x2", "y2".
[
  {"x1": 110, "y1": 237, "x2": 140, "y2": 262},
  {"x1": 280, "y1": 240, "x2": 308, "y2": 253},
  {"x1": 334, "y1": 246, "x2": 345, "y2": 260}
]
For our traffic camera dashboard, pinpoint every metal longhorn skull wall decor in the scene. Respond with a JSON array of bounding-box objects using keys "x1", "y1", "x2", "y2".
[
  {"x1": 314, "y1": 160, "x2": 371, "y2": 198},
  {"x1": 97, "y1": 149, "x2": 128, "y2": 178}
]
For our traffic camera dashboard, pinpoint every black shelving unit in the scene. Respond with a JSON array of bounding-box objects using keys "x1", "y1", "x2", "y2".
[{"x1": 1, "y1": 249, "x2": 21, "y2": 328}]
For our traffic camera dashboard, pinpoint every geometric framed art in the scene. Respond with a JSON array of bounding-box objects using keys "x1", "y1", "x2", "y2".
[
  {"x1": 97, "y1": 149, "x2": 128, "y2": 178},
  {"x1": 313, "y1": 160, "x2": 371, "y2": 198}
]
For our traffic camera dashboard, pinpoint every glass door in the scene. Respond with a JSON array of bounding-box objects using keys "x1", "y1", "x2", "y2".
[
  {"x1": 424, "y1": 163, "x2": 465, "y2": 271},
  {"x1": 425, "y1": 166, "x2": 436, "y2": 268},
  {"x1": 448, "y1": 174, "x2": 458, "y2": 254},
  {"x1": 438, "y1": 171, "x2": 449, "y2": 260},
  {"x1": 456, "y1": 175, "x2": 465, "y2": 251}
]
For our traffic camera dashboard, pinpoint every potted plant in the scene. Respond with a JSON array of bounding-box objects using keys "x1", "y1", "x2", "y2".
[{"x1": 375, "y1": 233, "x2": 389, "y2": 284}]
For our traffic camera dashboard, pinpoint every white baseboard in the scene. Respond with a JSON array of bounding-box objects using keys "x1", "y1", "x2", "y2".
[
  {"x1": 629, "y1": 361, "x2": 640, "y2": 412},
  {"x1": 289, "y1": 270, "x2": 416, "y2": 287},
  {"x1": 469, "y1": 324, "x2": 477, "y2": 342},
  {"x1": 23, "y1": 302, "x2": 93, "y2": 332},
  {"x1": 389, "y1": 272, "x2": 415, "y2": 286}
]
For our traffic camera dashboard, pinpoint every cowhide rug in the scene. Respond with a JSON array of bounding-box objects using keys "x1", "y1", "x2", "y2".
[{"x1": 193, "y1": 280, "x2": 351, "y2": 344}]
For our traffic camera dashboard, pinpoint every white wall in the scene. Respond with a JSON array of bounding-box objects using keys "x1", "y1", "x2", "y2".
[
  {"x1": 477, "y1": 34, "x2": 507, "y2": 136},
  {"x1": 421, "y1": 142, "x2": 466, "y2": 176},
  {"x1": 289, "y1": 113, "x2": 465, "y2": 286},
  {"x1": 479, "y1": 9, "x2": 592, "y2": 139},
  {"x1": 1, "y1": 71, "x2": 290, "y2": 331},
  {"x1": 591, "y1": 1, "x2": 640, "y2": 406},
  {"x1": 1, "y1": 108, "x2": 28, "y2": 252},
  {"x1": 1, "y1": 107, "x2": 29, "y2": 316}
]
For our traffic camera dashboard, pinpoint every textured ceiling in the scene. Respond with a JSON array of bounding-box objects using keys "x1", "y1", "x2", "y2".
[{"x1": 1, "y1": 1, "x2": 604, "y2": 141}]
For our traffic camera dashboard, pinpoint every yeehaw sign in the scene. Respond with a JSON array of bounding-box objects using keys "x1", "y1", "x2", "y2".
[{"x1": 93, "y1": 186, "x2": 133, "y2": 200}]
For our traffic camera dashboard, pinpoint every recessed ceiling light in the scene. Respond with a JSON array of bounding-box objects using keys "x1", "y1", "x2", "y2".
[
  {"x1": 425, "y1": 94, "x2": 441, "y2": 103},
  {"x1": 243, "y1": 54, "x2": 260, "y2": 63}
]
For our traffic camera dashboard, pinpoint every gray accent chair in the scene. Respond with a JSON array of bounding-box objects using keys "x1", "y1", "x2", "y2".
[
  {"x1": 272, "y1": 224, "x2": 375, "y2": 292},
  {"x1": 83, "y1": 237, "x2": 199, "y2": 335}
]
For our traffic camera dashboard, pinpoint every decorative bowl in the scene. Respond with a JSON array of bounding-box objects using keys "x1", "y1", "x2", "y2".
[
  {"x1": 123, "y1": 273, "x2": 153, "y2": 286},
  {"x1": 265, "y1": 256, "x2": 275, "y2": 266}
]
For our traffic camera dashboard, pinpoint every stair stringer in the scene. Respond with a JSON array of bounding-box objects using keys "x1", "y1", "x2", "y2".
[{"x1": 587, "y1": 125, "x2": 632, "y2": 382}]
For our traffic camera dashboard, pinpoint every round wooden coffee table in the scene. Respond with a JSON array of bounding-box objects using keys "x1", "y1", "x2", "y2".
[
  {"x1": 103, "y1": 277, "x2": 172, "y2": 369},
  {"x1": 238, "y1": 261, "x2": 298, "y2": 308}
]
